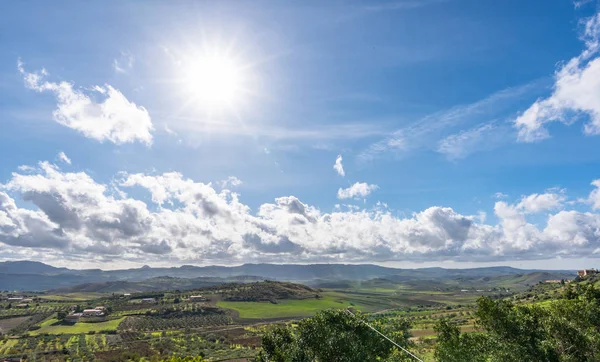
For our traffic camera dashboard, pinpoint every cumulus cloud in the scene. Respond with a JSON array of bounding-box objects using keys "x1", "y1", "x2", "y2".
[
  {"x1": 337, "y1": 182, "x2": 378, "y2": 200},
  {"x1": 57, "y1": 152, "x2": 71, "y2": 165},
  {"x1": 18, "y1": 59, "x2": 153, "y2": 145},
  {"x1": 494, "y1": 192, "x2": 508, "y2": 199},
  {"x1": 516, "y1": 191, "x2": 566, "y2": 213},
  {"x1": 3, "y1": 159, "x2": 600, "y2": 264},
  {"x1": 515, "y1": 13, "x2": 600, "y2": 142},
  {"x1": 333, "y1": 155, "x2": 345, "y2": 176}
]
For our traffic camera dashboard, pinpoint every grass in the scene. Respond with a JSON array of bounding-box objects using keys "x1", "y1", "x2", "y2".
[
  {"x1": 217, "y1": 295, "x2": 368, "y2": 319},
  {"x1": 29, "y1": 317, "x2": 125, "y2": 336},
  {"x1": 41, "y1": 293, "x2": 105, "y2": 301}
]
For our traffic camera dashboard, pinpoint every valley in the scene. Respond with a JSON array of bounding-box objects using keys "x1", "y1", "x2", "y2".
[{"x1": 0, "y1": 261, "x2": 577, "y2": 361}]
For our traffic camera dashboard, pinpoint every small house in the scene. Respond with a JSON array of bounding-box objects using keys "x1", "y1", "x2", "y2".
[
  {"x1": 82, "y1": 309, "x2": 104, "y2": 317},
  {"x1": 141, "y1": 298, "x2": 156, "y2": 304},
  {"x1": 95, "y1": 306, "x2": 105, "y2": 310},
  {"x1": 189, "y1": 295, "x2": 206, "y2": 302},
  {"x1": 578, "y1": 269, "x2": 597, "y2": 277},
  {"x1": 7, "y1": 297, "x2": 23, "y2": 302},
  {"x1": 15, "y1": 303, "x2": 29, "y2": 308},
  {"x1": 64, "y1": 313, "x2": 81, "y2": 323}
]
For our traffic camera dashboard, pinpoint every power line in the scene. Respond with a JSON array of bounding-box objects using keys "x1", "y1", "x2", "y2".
[{"x1": 345, "y1": 309, "x2": 424, "y2": 362}]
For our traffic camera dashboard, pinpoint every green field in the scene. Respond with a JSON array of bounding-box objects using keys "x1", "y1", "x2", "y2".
[
  {"x1": 217, "y1": 295, "x2": 363, "y2": 319},
  {"x1": 30, "y1": 317, "x2": 125, "y2": 336},
  {"x1": 41, "y1": 293, "x2": 107, "y2": 301}
]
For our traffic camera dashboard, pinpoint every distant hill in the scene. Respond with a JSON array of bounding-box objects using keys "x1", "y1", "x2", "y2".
[
  {"x1": 0, "y1": 260, "x2": 577, "y2": 291},
  {"x1": 312, "y1": 271, "x2": 574, "y2": 293},
  {"x1": 49, "y1": 276, "x2": 265, "y2": 294},
  {"x1": 0, "y1": 261, "x2": 69, "y2": 275}
]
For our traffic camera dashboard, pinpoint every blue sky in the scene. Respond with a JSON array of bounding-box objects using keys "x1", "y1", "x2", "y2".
[{"x1": 2, "y1": 0, "x2": 600, "y2": 269}]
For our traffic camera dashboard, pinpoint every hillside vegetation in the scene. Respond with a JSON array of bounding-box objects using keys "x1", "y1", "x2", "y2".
[{"x1": 220, "y1": 281, "x2": 319, "y2": 302}]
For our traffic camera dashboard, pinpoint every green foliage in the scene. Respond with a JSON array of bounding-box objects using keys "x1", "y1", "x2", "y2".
[
  {"x1": 256, "y1": 309, "x2": 413, "y2": 362},
  {"x1": 434, "y1": 320, "x2": 489, "y2": 362},
  {"x1": 57, "y1": 310, "x2": 67, "y2": 320},
  {"x1": 160, "y1": 357, "x2": 206, "y2": 362},
  {"x1": 435, "y1": 284, "x2": 600, "y2": 361}
]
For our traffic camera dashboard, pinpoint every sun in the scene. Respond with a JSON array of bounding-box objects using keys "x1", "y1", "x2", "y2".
[{"x1": 183, "y1": 52, "x2": 244, "y2": 111}]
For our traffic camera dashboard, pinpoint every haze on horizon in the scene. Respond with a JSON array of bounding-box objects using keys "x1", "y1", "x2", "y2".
[{"x1": 2, "y1": 0, "x2": 600, "y2": 271}]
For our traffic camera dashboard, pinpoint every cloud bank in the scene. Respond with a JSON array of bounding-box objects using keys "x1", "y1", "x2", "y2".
[{"x1": 1, "y1": 159, "x2": 600, "y2": 265}]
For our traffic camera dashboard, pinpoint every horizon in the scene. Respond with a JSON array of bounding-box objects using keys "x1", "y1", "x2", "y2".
[
  {"x1": 3, "y1": 259, "x2": 581, "y2": 272},
  {"x1": 3, "y1": 1, "x2": 600, "y2": 270}
]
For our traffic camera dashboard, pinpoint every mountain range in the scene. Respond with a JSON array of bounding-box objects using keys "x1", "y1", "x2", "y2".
[{"x1": 0, "y1": 261, "x2": 578, "y2": 292}]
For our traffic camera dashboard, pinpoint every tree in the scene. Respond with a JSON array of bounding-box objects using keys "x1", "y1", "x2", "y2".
[
  {"x1": 434, "y1": 319, "x2": 489, "y2": 362},
  {"x1": 435, "y1": 288, "x2": 600, "y2": 362},
  {"x1": 256, "y1": 309, "x2": 413, "y2": 362},
  {"x1": 57, "y1": 310, "x2": 67, "y2": 320},
  {"x1": 256, "y1": 325, "x2": 311, "y2": 362}
]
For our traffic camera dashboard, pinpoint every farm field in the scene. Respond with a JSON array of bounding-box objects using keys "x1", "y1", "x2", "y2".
[
  {"x1": 0, "y1": 316, "x2": 29, "y2": 334},
  {"x1": 29, "y1": 317, "x2": 125, "y2": 336},
  {"x1": 217, "y1": 294, "x2": 362, "y2": 319},
  {"x1": 41, "y1": 293, "x2": 108, "y2": 301}
]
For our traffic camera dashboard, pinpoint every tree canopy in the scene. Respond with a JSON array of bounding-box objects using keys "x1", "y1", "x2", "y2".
[
  {"x1": 435, "y1": 283, "x2": 600, "y2": 362},
  {"x1": 255, "y1": 309, "x2": 414, "y2": 362}
]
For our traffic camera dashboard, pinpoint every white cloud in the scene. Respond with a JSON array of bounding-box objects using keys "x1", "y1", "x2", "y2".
[
  {"x1": 515, "y1": 14, "x2": 600, "y2": 142},
  {"x1": 516, "y1": 191, "x2": 566, "y2": 213},
  {"x1": 57, "y1": 152, "x2": 71, "y2": 165},
  {"x1": 574, "y1": 0, "x2": 594, "y2": 8},
  {"x1": 18, "y1": 59, "x2": 153, "y2": 145},
  {"x1": 587, "y1": 179, "x2": 600, "y2": 210},
  {"x1": 17, "y1": 165, "x2": 35, "y2": 172},
  {"x1": 113, "y1": 52, "x2": 134, "y2": 74},
  {"x1": 361, "y1": 81, "x2": 543, "y2": 161},
  {"x1": 219, "y1": 176, "x2": 243, "y2": 189},
  {"x1": 3, "y1": 159, "x2": 600, "y2": 264},
  {"x1": 494, "y1": 192, "x2": 508, "y2": 199},
  {"x1": 437, "y1": 122, "x2": 507, "y2": 160},
  {"x1": 333, "y1": 155, "x2": 345, "y2": 176},
  {"x1": 337, "y1": 182, "x2": 378, "y2": 200}
]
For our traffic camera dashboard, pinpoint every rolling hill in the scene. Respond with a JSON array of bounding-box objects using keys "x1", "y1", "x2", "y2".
[{"x1": 0, "y1": 260, "x2": 577, "y2": 291}]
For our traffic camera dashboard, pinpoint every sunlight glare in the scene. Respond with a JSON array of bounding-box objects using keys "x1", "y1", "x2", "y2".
[{"x1": 184, "y1": 53, "x2": 243, "y2": 110}]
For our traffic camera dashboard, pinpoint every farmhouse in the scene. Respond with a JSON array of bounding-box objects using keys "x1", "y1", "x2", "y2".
[
  {"x1": 189, "y1": 295, "x2": 206, "y2": 302},
  {"x1": 7, "y1": 297, "x2": 23, "y2": 302},
  {"x1": 64, "y1": 313, "x2": 81, "y2": 323},
  {"x1": 141, "y1": 298, "x2": 156, "y2": 304},
  {"x1": 82, "y1": 309, "x2": 104, "y2": 317},
  {"x1": 14, "y1": 303, "x2": 28, "y2": 308},
  {"x1": 578, "y1": 269, "x2": 597, "y2": 277}
]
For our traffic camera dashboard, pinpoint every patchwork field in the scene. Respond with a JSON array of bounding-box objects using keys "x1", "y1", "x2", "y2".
[{"x1": 29, "y1": 317, "x2": 125, "y2": 336}]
